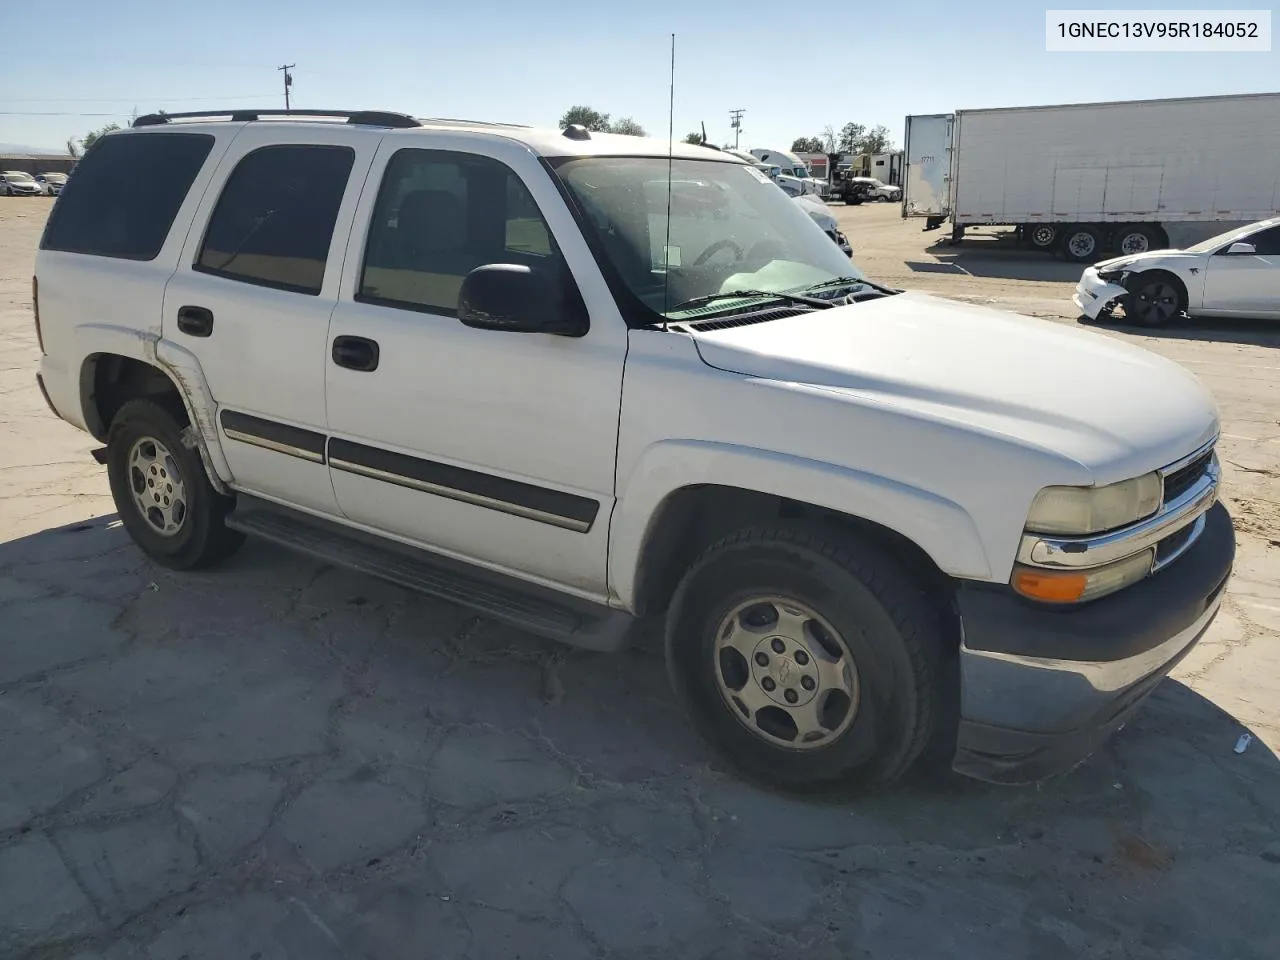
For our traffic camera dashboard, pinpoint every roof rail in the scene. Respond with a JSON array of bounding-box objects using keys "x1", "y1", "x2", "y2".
[
  {"x1": 132, "y1": 109, "x2": 422, "y2": 129},
  {"x1": 415, "y1": 117, "x2": 531, "y2": 129}
]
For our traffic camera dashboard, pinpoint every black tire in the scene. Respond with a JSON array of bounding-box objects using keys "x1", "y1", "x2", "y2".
[
  {"x1": 1123, "y1": 271, "x2": 1186, "y2": 328},
  {"x1": 1061, "y1": 225, "x2": 1103, "y2": 263},
  {"x1": 1026, "y1": 223, "x2": 1058, "y2": 251},
  {"x1": 665, "y1": 525, "x2": 944, "y2": 792},
  {"x1": 1113, "y1": 224, "x2": 1161, "y2": 256},
  {"x1": 106, "y1": 398, "x2": 244, "y2": 570}
]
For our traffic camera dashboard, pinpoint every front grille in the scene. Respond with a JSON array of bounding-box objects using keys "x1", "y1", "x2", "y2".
[
  {"x1": 1155, "y1": 522, "x2": 1197, "y2": 565},
  {"x1": 1163, "y1": 450, "x2": 1212, "y2": 504}
]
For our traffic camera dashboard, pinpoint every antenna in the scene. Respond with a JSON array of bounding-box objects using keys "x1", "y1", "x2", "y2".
[
  {"x1": 661, "y1": 33, "x2": 676, "y2": 329},
  {"x1": 700, "y1": 120, "x2": 707, "y2": 145}
]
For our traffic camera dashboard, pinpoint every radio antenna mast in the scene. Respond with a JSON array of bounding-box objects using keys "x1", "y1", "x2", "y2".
[{"x1": 661, "y1": 33, "x2": 676, "y2": 329}]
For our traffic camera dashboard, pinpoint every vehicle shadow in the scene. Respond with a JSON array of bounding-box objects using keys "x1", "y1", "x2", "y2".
[
  {"x1": 907, "y1": 235, "x2": 1087, "y2": 283},
  {"x1": 4, "y1": 514, "x2": 1278, "y2": 955},
  {"x1": 1077, "y1": 312, "x2": 1280, "y2": 348}
]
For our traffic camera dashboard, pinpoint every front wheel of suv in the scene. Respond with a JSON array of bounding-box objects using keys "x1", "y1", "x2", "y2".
[
  {"x1": 106, "y1": 399, "x2": 245, "y2": 570},
  {"x1": 665, "y1": 525, "x2": 944, "y2": 793}
]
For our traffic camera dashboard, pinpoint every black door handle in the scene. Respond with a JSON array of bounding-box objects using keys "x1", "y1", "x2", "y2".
[
  {"x1": 177, "y1": 305, "x2": 214, "y2": 337},
  {"x1": 331, "y1": 335, "x2": 380, "y2": 372}
]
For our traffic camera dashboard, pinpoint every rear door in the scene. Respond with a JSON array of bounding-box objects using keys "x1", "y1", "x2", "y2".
[
  {"x1": 162, "y1": 124, "x2": 380, "y2": 513},
  {"x1": 902, "y1": 114, "x2": 953, "y2": 218}
]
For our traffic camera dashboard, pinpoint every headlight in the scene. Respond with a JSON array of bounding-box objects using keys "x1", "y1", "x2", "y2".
[
  {"x1": 1025, "y1": 472, "x2": 1161, "y2": 535},
  {"x1": 1012, "y1": 549, "x2": 1154, "y2": 604}
]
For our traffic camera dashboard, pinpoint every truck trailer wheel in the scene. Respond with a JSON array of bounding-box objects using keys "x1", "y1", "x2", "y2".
[
  {"x1": 665, "y1": 525, "x2": 943, "y2": 792},
  {"x1": 106, "y1": 399, "x2": 245, "y2": 570},
  {"x1": 1026, "y1": 224, "x2": 1058, "y2": 251},
  {"x1": 1061, "y1": 225, "x2": 1102, "y2": 263},
  {"x1": 1114, "y1": 225, "x2": 1162, "y2": 255}
]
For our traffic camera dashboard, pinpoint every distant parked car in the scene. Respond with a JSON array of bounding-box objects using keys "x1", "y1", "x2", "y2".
[
  {"x1": 1073, "y1": 215, "x2": 1280, "y2": 326},
  {"x1": 852, "y1": 177, "x2": 901, "y2": 202},
  {"x1": 1, "y1": 171, "x2": 43, "y2": 196},
  {"x1": 35, "y1": 172, "x2": 68, "y2": 196}
]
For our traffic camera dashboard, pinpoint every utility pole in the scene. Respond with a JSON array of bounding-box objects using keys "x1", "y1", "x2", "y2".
[
  {"x1": 729, "y1": 108, "x2": 745, "y2": 149},
  {"x1": 278, "y1": 63, "x2": 295, "y2": 111}
]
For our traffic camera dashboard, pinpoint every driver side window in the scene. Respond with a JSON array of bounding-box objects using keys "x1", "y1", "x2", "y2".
[{"x1": 358, "y1": 149, "x2": 565, "y2": 316}]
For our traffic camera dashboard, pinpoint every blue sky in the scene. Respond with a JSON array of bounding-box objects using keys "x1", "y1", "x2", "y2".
[{"x1": 1, "y1": 0, "x2": 1276, "y2": 153}]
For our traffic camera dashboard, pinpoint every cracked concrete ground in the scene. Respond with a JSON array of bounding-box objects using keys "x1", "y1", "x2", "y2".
[{"x1": 2, "y1": 197, "x2": 1278, "y2": 959}]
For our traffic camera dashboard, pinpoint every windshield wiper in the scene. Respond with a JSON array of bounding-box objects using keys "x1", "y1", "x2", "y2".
[
  {"x1": 669, "y1": 289, "x2": 836, "y2": 314},
  {"x1": 803, "y1": 276, "x2": 902, "y2": 297}
]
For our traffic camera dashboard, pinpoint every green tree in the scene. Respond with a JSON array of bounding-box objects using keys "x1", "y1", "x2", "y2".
[
  {"x1": 790, "y1": 136, "x2": 824, "y2": 153},
  {"x1": 560, "y1": 105, "x2": 611, "y2": 132},
  {"x1": 838, "y1": 122, "x2": 865, "y2": 154},
  {"x1": 610, "y1": 116, "x2": 646, "y2": 137},
  {"x1": 80, "y1": 122, "x2": 121, "y2": 152},
  {"x1": 683, "y1": 131, "x2": 704, "y2": 145},
  {"x1": 859, "y1": 124, "x2": 894, "y2": 155}
]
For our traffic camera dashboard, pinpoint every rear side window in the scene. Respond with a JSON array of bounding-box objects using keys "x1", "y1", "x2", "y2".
[
  {"x1": 40, "y1": 132, "x2": 213, "y2": 261},
  {"x1": 195, "y1": 144, "x2": 354, "y2": 295}
]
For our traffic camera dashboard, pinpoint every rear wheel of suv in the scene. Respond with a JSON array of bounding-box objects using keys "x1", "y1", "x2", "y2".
[
  {"x1": 665, "y1": 525, "x2": 943, "y2": 792},
  {"x1": 106, "y1": 399, "x2": 245, "y2": 570}
]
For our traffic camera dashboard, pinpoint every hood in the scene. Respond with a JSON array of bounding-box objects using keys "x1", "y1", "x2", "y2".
[
  {"x1": 689, "y1": 291, "x2": 1217, "y2": 483},
  {"x1": 1092, "y1": 249, "x2": 1196, "y2": 272}
]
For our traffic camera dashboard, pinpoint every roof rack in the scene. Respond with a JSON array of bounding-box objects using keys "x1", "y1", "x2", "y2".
[
  {"x1": 416, "y1": 117, "x2": 531, "y2": 129},
  {"x1": 132, "y1": 109, "x2": 422, "y2": 129}
]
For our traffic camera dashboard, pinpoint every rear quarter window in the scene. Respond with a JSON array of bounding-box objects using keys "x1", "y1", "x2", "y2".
[{"x1": 40, "y1": 132, "x2": 214, "y2": 261}]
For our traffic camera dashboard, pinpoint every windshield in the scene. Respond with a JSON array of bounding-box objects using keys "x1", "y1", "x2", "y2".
[
  {"x1": 1185, "y1": 219, "x2": 1280, "y2": 254},
  {"x1": 551, "y1": 156, "x2": 865, "y2": 322},
  {"x1": 43, "y1": 173, "x2": 67, "y2": 182}
]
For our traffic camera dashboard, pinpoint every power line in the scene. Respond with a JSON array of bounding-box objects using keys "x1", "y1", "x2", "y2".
[
  {"x1": 0, "y1": 111, "x2": 125, "y2": 117},
  {"x1": 0, "y1": 94, "x2": 280, "y2": 105}
]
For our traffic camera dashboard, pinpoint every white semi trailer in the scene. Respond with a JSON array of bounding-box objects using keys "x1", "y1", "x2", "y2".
[{"x1": 902, "y1": 92, "x2": 1280, "y2": 262}]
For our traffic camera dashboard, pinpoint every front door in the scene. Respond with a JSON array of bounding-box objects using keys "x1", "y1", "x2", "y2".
[
  {"x1": 1201, "y1": 224, "x2": 1280, "y2": 319},
  {"x1": 323, "y1": 136, "x2": 626, "y2": 599},
  {"x1": 163, "y1": 125, "x2": 379, "y2": 513}
]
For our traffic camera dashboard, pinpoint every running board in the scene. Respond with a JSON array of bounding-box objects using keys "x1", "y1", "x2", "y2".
[{"x1": 225, "y1": 497, "x2": 636, "y2": 652}]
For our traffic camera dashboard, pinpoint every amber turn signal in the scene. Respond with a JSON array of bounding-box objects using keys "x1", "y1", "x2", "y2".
[{"x1": 1012, "y1": 568, "x2": 1089, "y2": 603}]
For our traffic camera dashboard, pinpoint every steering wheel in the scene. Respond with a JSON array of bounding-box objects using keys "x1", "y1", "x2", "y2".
[{"x1": 693, "y1": 239, "x2": 744, "y2": 267}]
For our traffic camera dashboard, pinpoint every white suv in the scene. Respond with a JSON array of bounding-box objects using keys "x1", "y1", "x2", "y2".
[{"x1": 33, "y1": 109, "x2": 1233, "y2": 791}]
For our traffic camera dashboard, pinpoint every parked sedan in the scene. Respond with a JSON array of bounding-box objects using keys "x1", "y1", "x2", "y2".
[
  {"x1": 1, "y1": 171, "x2": 43, "y2": 196},
  {"x1": 35, "y1": 172, "x2": 68, "y2": 196},
  {"x1": 793, "y1": 194, "x2": 852, "y2": 256},
  {"x1": 1073, "y1": 216, "x2": 1280, "y2": 326}
]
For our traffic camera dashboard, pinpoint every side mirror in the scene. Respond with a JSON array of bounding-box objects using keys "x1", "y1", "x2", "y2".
[
  {"x1": 1225, "y1": 241, "x2": 1257, "y2": 255},
  {"x1": 457, "y1": 264, "x2": 587, "y2": 337}
]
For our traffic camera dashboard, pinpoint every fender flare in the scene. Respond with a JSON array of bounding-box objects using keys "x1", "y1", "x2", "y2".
[
  {"x1": 73, "y1": 324, "x2": 234, "y2": 493},
  {"x1": 608, "y1": 439, "x2": 992, "y2": 610}
]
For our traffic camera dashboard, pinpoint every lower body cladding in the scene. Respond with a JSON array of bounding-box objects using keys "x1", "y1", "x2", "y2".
[{"x1": 952, "y1": 502, "x2": 1234, "y2": 785}]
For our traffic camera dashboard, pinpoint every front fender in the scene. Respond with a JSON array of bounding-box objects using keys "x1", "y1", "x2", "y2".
[{"x1": 608, "y1": 439, "x2": 992, "y2": 610}]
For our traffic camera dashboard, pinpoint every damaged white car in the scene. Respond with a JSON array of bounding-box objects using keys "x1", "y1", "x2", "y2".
[{"x1": 1074, "y1": 216, "x2": 1280, "y2": 326}]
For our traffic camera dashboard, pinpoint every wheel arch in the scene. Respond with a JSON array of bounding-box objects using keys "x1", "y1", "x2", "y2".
[
  {"x1": 612, "y1": 442, "x2": 990, "y2": 619},
  {"x1": 77, "y1": 341, "x2": 234, "y2": 493}
]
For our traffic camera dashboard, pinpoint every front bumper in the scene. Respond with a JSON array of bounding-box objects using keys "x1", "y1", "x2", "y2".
[
  {"x1": 1073, "y1": 266, "x2": 1129, "y2": 320},
  {"x1": 953, "y1": 501, "x2": 1234, "y2": 785}
]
